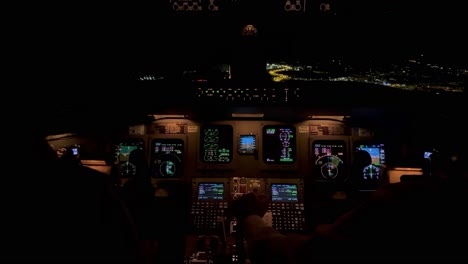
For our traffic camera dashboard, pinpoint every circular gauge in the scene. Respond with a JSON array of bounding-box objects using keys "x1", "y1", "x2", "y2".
[
  {"x1": 159, "y1": 161, "x2": 176, "y2": 177},
  {"x1": 121, "y1": 161, "x2": 136, "y2": 177},
  {"x1": 315, "y1": 155, "x2": 344, "y2": 179},
  {"x1": 153, "y1": 154, "x2": 182, "y2": 178},
  {"x1": 321, "y1": 163, "x2": 339, "y2": 179},
  {"x1": 204, "y1": 129, "x2": 219, "y2": 136},
  {"x1": 279, "y1": 132, "x2": 289, "y2": 141},
  {"x1": 204, "y1": 143, "x2": 218, "y2": 149},
  {"x1": 204, "y1": 136, "x2": 219, "y2": 143},
  {"x1": 363, "y1": 165, "x2": 380, "y2": 180},
  {"x1": 204, "y1": 154, "x2": 215, "y2": 162}
]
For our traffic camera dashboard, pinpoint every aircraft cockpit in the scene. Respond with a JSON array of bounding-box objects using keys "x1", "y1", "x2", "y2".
[{"x1": 9, "y1": 1, "x2": 467, "y2": 263}]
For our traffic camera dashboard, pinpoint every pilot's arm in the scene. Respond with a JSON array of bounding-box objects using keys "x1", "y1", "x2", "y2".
[
  {"x1": 243, "y1": 214, "x2": 314, "y2": 264},
  {"x1": 235, "y1": 192, "x2": 373, "y2": 263},
  {"x1": 233, "y1": 193, "x2": 314, "y2": 264}
]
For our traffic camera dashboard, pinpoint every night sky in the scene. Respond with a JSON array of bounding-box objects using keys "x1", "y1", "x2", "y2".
[
  {"x1": 17, "y1": 1, "x2": 465, "y2": 132},
  {"x1": 26, "y1": 1, "x2": 466, "y2": 66},
  {"x1": 138, "y1": 1, "x2": 467, "y2": 68},
  {"x1": 23, "y1": 1, "x2": 466, "y2": 89}
]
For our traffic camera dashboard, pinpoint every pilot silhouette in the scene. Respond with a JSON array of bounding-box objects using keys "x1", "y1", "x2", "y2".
[{"x1": 3, "y1": 130, "x2": 138, "y2": 262}]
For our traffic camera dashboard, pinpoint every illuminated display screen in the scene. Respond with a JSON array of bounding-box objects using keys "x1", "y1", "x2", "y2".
[
  {"x1": 115, "y1": 139, "x2": 145, "y2": 178},
  {"x1": 262, "y1": 125, "x2": 296, "y2": 164},
  {"x1": 115, "y1": 140, "x2": 145, "y2": 163},
  {"x1": 119, "y1": 145, "x2": 138, "y2": 162},
  {"x1": 151, "y1": 139, "x2": 184, "y2": 178},
  {"x1": 356, "y1": 143, "x2": 386, "y2": 182},
  {"x1": 56, "y1": 145, "x2": 80, "y2": 159},
  {"x1": 197, "y1": 183, "x2": 224, "y2": 201},
  {"x1": 313, "y1": 140, "x2": 346, "y2": 180},
  {"x1": 200, "y1": 125, "x2": 233, "y2": 163},
  {"x1": 271, "y1": 184, "x2": 298, "y2": 202},
  {"x1": 238, "y1": 134, "x2": 256, "y2": 154},
  {"x1": 71, "y1": 147, "x2": 79, "y2": 156},
  {"x1": 424, "y1": 151, "x2": 432, "y2": 159}
]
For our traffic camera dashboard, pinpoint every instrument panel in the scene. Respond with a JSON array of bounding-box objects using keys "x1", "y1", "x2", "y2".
[
  {"x1": 115, "y1": 120, "x2": 388, "y2": 183},
  {"x1": 112, "y1": 119, "x2": 392, "y2": 237}
]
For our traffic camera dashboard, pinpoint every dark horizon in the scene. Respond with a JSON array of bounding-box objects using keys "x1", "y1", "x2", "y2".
[{"x1": 25, "y1": 0, "x2": 467, "y2": 87}]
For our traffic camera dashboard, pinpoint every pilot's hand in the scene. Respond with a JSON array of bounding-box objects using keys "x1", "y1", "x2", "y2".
[{"x1": 232, "y1": 192, "x2": 269, "y2": 220}]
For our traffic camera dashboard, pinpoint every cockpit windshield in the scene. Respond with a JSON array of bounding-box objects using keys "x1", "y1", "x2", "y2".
[
  {"x1": 118, "y1": 1, "x2": 467, "y2": 95},
  {"x1": 28, "y1": 0, "x2": 466, "y2": 131},
  {"x1": 14, "y1": 3, "x2": 468, "y2": 263}
]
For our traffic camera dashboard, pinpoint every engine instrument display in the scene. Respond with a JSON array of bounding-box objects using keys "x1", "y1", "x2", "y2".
[{"x1": 200, "y1": 125, "x2": 233, "y2": 163}]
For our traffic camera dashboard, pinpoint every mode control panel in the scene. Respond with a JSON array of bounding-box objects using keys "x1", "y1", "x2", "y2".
[{"x1": 191, "y1": 178, "x2": 231, "y2": 234}]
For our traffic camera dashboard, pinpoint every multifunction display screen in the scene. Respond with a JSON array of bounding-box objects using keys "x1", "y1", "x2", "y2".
[
  {"x1": 238, "y1": 134, "x2": 256, "y2": 154},
  {"x1": 115, "y1": 139, "x2": 145, "y2": 178},
  {"x1": 197, "y1": 183, "x2": 224, "y2": 200},
  {"x1": 263, "y1": 125, "x2": 296, "y2": 164},
  {"x1": 151, "y1": 138, "x2": 184, "y2": 178},
  {"x1": 313, "y1": 140, "x2": 346, "y2": 180},
  {"x1": 200, "y1": 125, "x2": 233, "y2": 163},
  {"x1": 271, "y1": 184, "x2": 298, "y2": 202},
  {"x1": 356, "y1": 144, "x2": 385, "y2": 185}
]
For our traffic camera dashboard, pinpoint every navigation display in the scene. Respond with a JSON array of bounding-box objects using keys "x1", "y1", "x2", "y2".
[
  {"x1": 271, "y1": 184, "x2": 298, "y2": 202},
  {"x1": 197, "y1": 183, "x2": 224, "y2": 201},
  {"x1": 355, "y1": 143, "x2": 386, "y2": 183},
  {"x1": 200, "y1": 125, "x2": 233, "y2": 163},
  {"x1": 313, "y1": 140, "x2": 346, "y2": 180},
  {"x1": 151, "y1": 138, "x2": 184, "y2": 178},
  {"x1": 262, "y1": 125, "x2": 296, "y2": 164}
]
